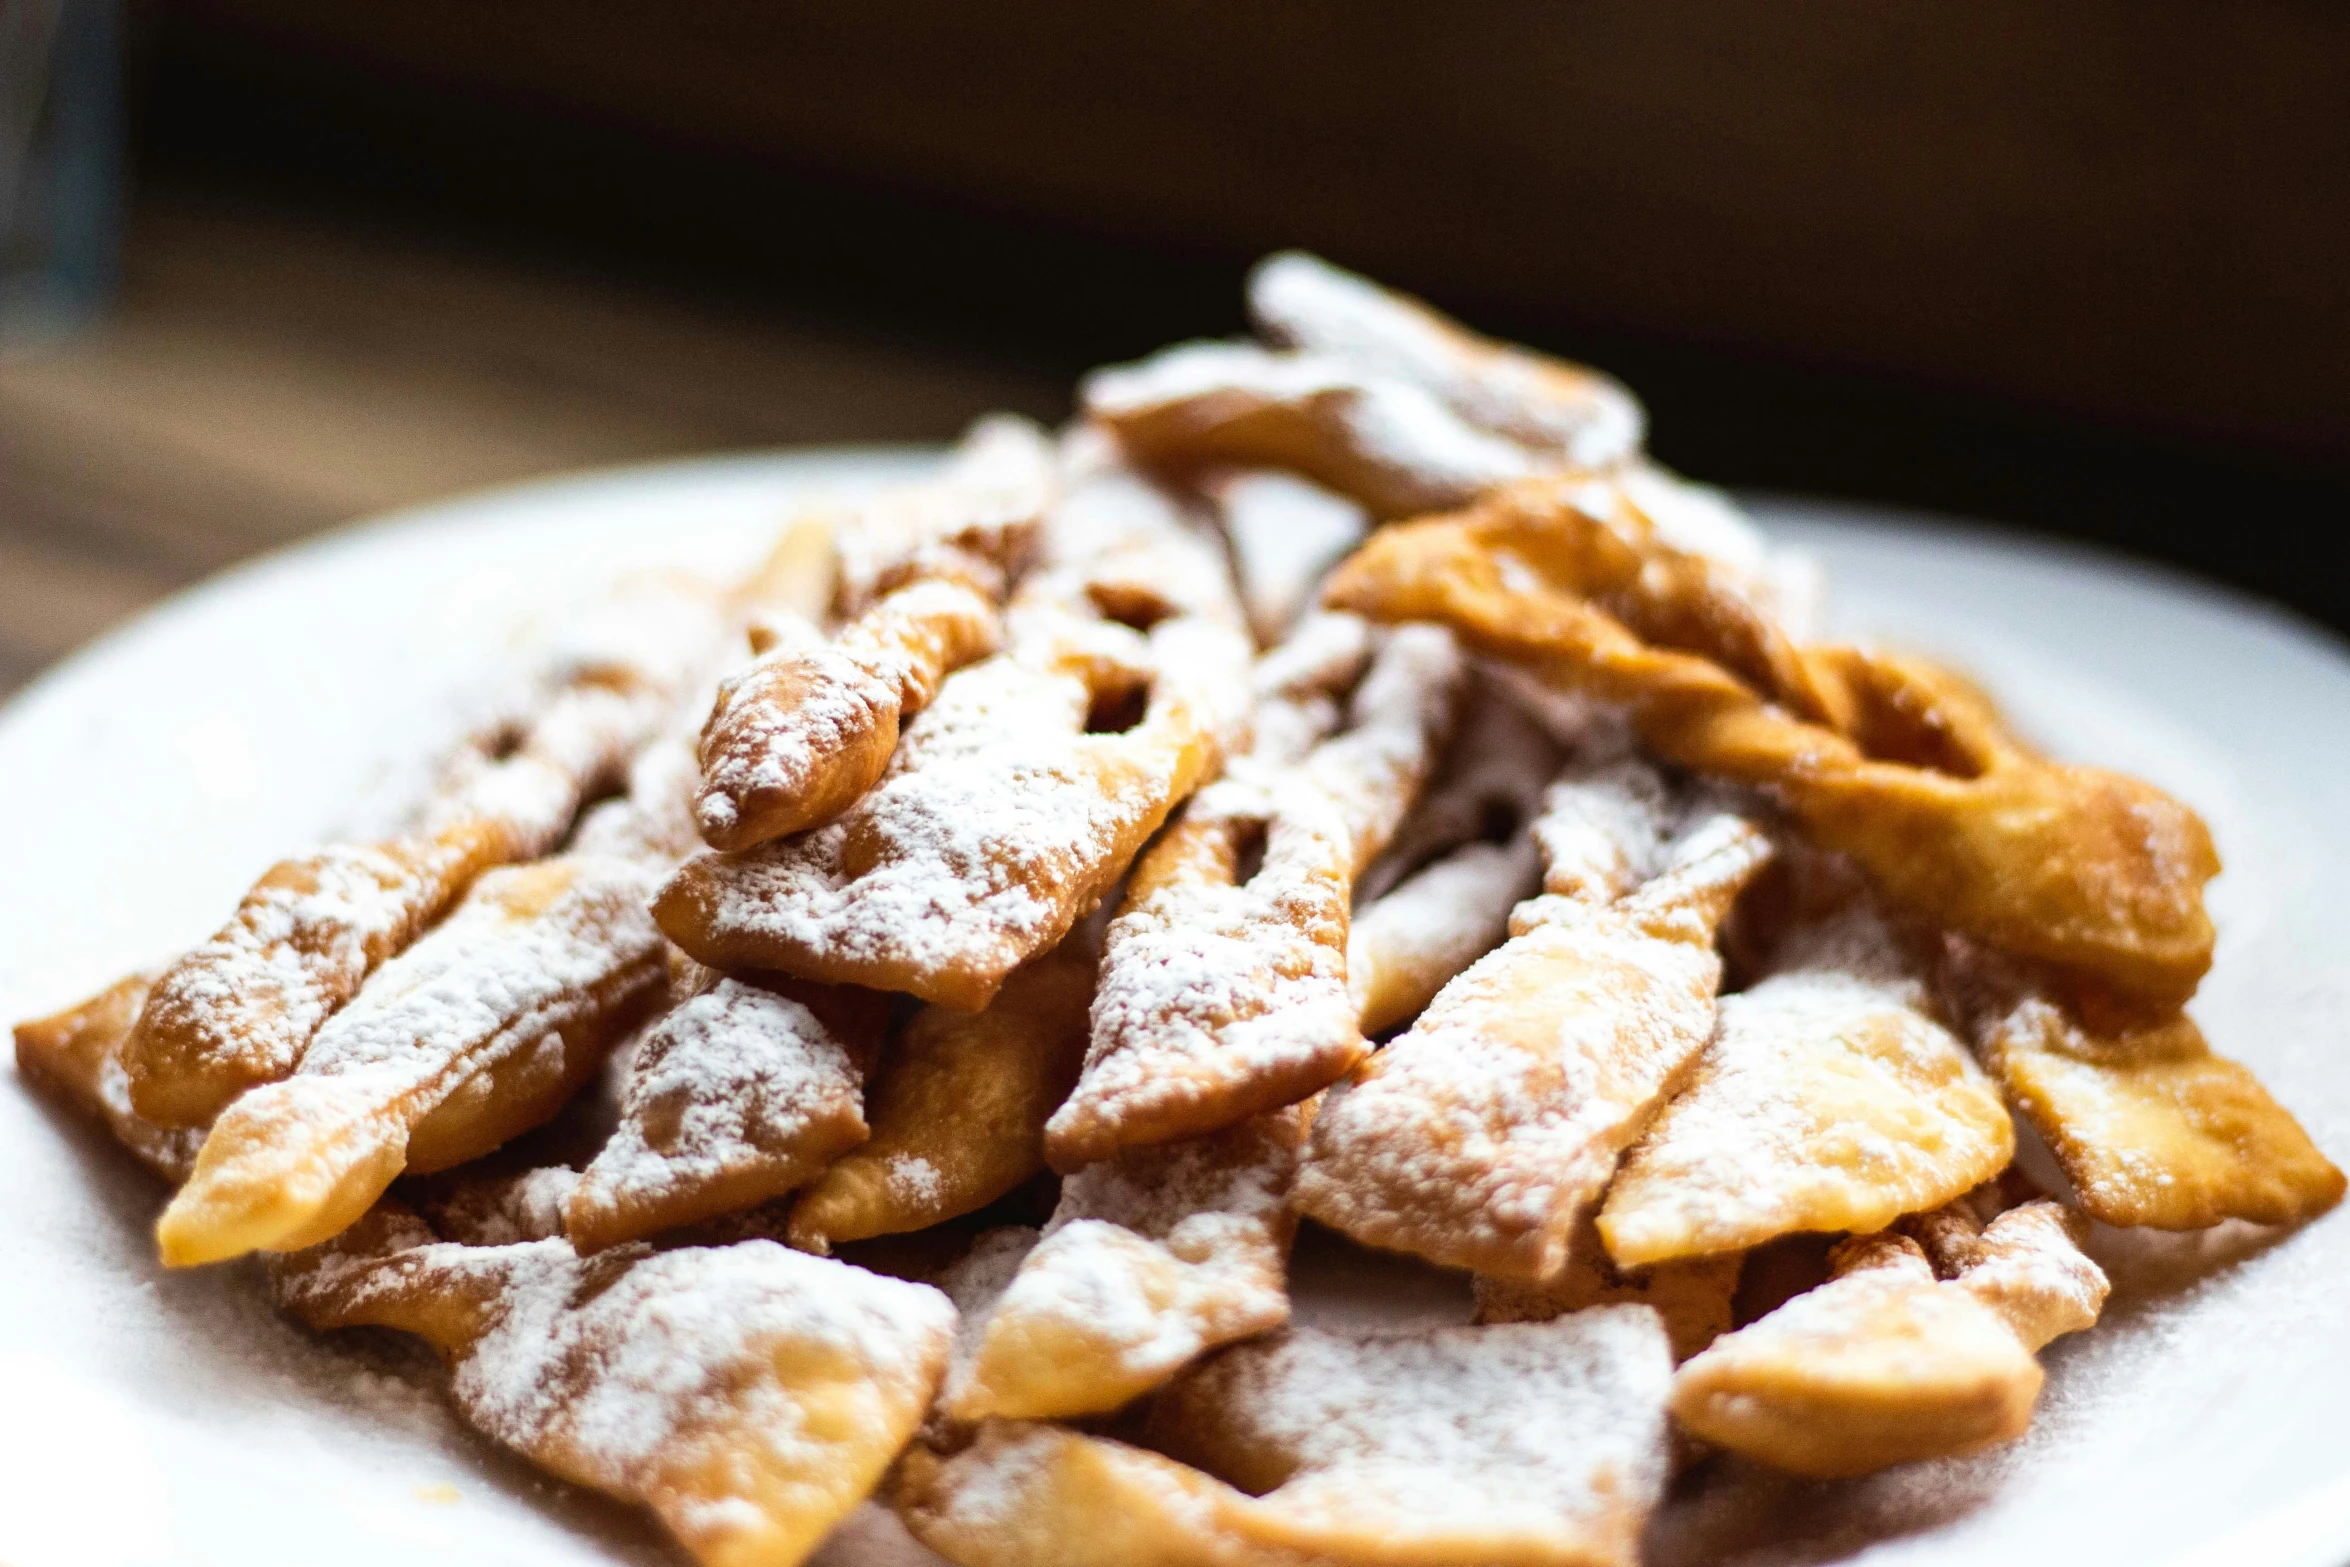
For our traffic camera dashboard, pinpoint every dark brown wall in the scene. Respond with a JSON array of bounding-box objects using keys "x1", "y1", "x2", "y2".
[{"x1": 155, "y1": 0, "x2": 2350, "y2": 464}]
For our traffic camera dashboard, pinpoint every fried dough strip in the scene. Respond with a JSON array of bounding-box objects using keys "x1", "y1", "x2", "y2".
[
  {"x1": 1324, "y1": 479, "x2": 2223, "y2": 1004},
  {"x1": 1085, "y1": 340, "x2": 1539, "y2": 521},
  {"x1": 124, "y1": 573, "x2": 723, "y2": 1129},
  {"x1": 1670, "y1": 1200, "x2": 2108, "y2": 1478},
  {"x1": 1904, "y1": 1196, "x2": 2110, "y2": 1351},
  {"x1": 658, "y1": 467, "x2": 1253, "y2": 1011},
  {"x1": 1598, "y1": 873, "x2": 2015, "y2": 1268},
  {"x1": 273, "y1": 1207, "x2": 955, "y2": 1567},
  {"x1": 1249, "y1": 250, "x2": 1646, "y2": 470},
  {"x1": 1144, "y1": 1308, "x2": 1676, "y2": 1567},
  {"x1": 14, "y1": 972, "x2": 203, "y2": 1183},
  {"x1": 898, "y1": 1421, "x2": 1292, "y2": 1567},
  {"x1": 1348, "y1": 673, "x2": 1562, "y2": 1033},
  {"x1": 1945, "y1": 949, "x2": 2345, "y2": 1228},
  {"x1": 1050, "y1": 626, "x2": 1463, "y2": 1166},
  {"x1": 831, "y1": 414, "x2": 1056, "y2": 616},
  {"x1": 694, "y1": 419, "x2": 1053, "y2": 850},
  {"x1": 1295, "y1": 761, "x2": 1771, "y2": 1280},
  {"x1": 1206, "y1": 468, "x2": 1371, "y2": 647},
  {"x1": 696, "y1": 577, "x2": 1003, "y2": 849},
  {"x1": 156, "y1": 855, "x2": 667, "y2": 1265},
  {"x1": 1346, "y1": 835, "x2": 1540, "y2": 1037},
  {"x1": 948, "y1": 1104, "x2": 1307, "y2": 1422},
  {"x1": 563, "y1": 972, "x2": 890, "y2": 1252},
  {"x1": 786, "y1": 940, "x2": 1096, "y2": 1252}
]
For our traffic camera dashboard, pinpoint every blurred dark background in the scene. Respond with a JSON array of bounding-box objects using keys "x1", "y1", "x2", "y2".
[{"x1": 4, "y1": 1, "x2": 2347, "y2": 692}]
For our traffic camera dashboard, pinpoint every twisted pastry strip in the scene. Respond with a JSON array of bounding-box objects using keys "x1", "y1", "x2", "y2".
[
  {"x1": 902, "y1": 1306, "x2": 1676, "y2": 1567},
  {"x1": 659, "y1": 463, "x2": 1253, "y2": 1011},
  {"x1": 1598, "y1": 854, "x2": 2015, "y2": 1268},
  {"x1": 1249, "y1": 249, "x2": 1647, "y2": 469},
  {"x1": 1943, "y1": 946, "x2": 2344, "y2": 1228},
  {"x1": 785, "y1": 936, "x2": 1096, "y2": 1253},
  {"x1": 1347, "y1": 671, "x2": 1563, "y2": 1034},
  {"x1": 1671, "y1": 1198, "x2": 2107, "y2": 1478},
  {"x1": 1295, "y1": 758, "x2": 1771, "y2": 1281},
  {"x1": 1048, "y1": 622, "x2": 1463, "y2": 1167},
  {"x1": 563, "y1": 970, "x2": 890, "y2": 1252},
  {"x1": 694, "y1": 418, "x2": 1053, "y2": 850},
  {"x1": 948, "y1": 1102, "x2": 1307, "y2": 1422},
  {"x1": 272, "y1": 1203, "x2": 954, "y2": 1567},
  {"x1": 1142, "y1": 1307, "x2": 1675, "y2": 1567},
  {"x1": 1324, "y1": 476, "x2": 2223, "y2": 1005},
  {"x1": 1084, "y1": 339, "x2": 1539, "y2": 521},
  {"x1": 156, "y1": 853, "x2": 668, "y2": 1265},
  {"x1": 123, "y1": 572, "x2": 725, "y2": 1128},
  {"x1": 13, "y1": 971, "x2": 201, "y2": 1183}
]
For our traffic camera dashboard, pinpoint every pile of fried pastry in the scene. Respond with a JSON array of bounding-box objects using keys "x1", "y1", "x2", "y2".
[{"x1": 18, "y1": 253, "x2": 2344, "y2": 1567}]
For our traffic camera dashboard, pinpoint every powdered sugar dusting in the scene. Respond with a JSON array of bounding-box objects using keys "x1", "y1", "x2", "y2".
[
  {"x1": 948, "y1": 1107, "x2": 1306, "y2": 1419},
  {"x1": 1148, "y1": 1307, "x2": 1675, "y2": 1556},
  {"x1": 459, "y1": 1240, "x2": 953, "y2": 1483},
  {"x1": 1296, "y1": 763, "x2": 1770, "y2": 1279},
  {"x1": 1249, "y1": 249, "x2": 1647, "y2": 469},
  {"x1": 1601, "y1": 895, "x2": 2014, "y2": 1268},
  {"x1": 567, "y1": 976, "x2": 876, "y2": 1246},
  {"x1": 1083, "y1": 339, "x2": 1540, "y2": 518}
]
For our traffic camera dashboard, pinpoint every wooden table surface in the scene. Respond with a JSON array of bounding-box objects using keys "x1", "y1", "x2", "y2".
[{"x1": 0, "y1": 196, "x2": 1067, "y2": 698}]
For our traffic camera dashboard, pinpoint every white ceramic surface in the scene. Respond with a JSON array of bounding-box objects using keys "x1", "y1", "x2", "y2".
[{"x1": 2, "y1": 452, "x2": 2345, "y2": 1567}]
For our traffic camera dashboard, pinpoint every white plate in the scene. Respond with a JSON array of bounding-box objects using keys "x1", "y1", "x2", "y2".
[{"x1": 2, "y1": 453, "x2": 2345, "y2": 1567}]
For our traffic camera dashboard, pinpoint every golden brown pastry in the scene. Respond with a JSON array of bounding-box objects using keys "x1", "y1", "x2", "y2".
[
  {"x1": 1945, "y1": 948, "x2": 2345, "y2": 1228},
  {"x1": 1670, "y1": 1199, "x2": 2107, "y2": 1478},
  {"x1": 124, "y1": 573, "x2": 725, "y2": 1128},
  {"x1": 657, "y1": 459, "x2": 1253, "y2": 1012},
  {"x1": 1473, "y1": 1214, "x2": 1743, "y2": 1364},
  {"x1": 155, "y1": 854, "x2": 668, "y2": 1265},
  {"x1": 949, "y1": 1103, "x2": 1307, "y2": 1421},
  {"x1": 563, "y1": 971, "x2": 889, "y2": 1252},
  {"x1": 1084, "y1": 340, "x2": 1540, "y2": 522},
  {"x1": 1049, "y1": 623, "x2": 1462, "y2": 1168},
  {"x1": 786, "y1": 938, "x2": 1096, "y2": 1252},
  {"x1": 1323, "y1": 476, "x2": 2223, "y2": 1006},
  {"x1": 1295, "y1": 757, "x2": 1771, "y2": 1281},
  {"x1": 1598, "y1": 859, "x2": 2015, "y2": 1268},
  {"x1": 274, "y1": 1202, "x2": 954, "y2": 1567},
  {"x1": 13, "y1": 970, "x2": 202, "y2": 1183},
  {"x1": 1144, "y1": 1308, "x2": 1677, "y2": 1567},
  {"x1": 1249, "y1": 249, "x2": 1645, "y2": 469},
  {"x1": 693, "y1": 418, "x2": 1053, "y2": 850}
]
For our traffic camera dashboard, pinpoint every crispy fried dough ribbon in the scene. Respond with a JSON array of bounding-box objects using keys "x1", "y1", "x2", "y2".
[
  {"x1": 1599, "y1": 856, "x2": 2015, "y2": 1268},
  {"x1": 901, "y1": 1306, "x2": 1675, "y2": 1567},
  {"x1": 1296, "y1": 758, "x2": 1771, "y2": 1281},
  {"x1": 786, "y1": 938, "x2": 1096, "y2": 1252},
  {"x1": 123, "y1": 574, "x2": 726, "y2": 1128},
  {"x1": 1049, "y1": 620, "x2": 1463, "y2": 1167},
  {"x1": 658, "y1": 460, "x2": 1253, "y2": 1011},
  {"x1": 14, "y1": 972, "x2": 203, "y2": 1183},
  {"x1": 273, "y1": 1202, "x2": 953, "y2": 1567},
  {"x1": 949, "y1": 1103, "x2": 1307, "y2": 1422},
  {"x1": 1671, "y1": 1198, "x2": 2107, "y2": 1478},
  {"x1": 1249, "y1": 249, "x2": 1646, "y2": 470},
  {"x1": 694, "y1": 417, "x2": 1053, "y2": 850},
  {"x1": 1943, "y1": 947, "x2": 2344, "y2": 1228},
  {"x1": 564, "y1": 970, "x2": 890, "y2": 1252},
  {"x1": 1323, "y1": 477, "x2": 2222, "y2": 1005},
  {"x1": 156, "y1": 854, "x2": 668, "y2": 1265}
]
